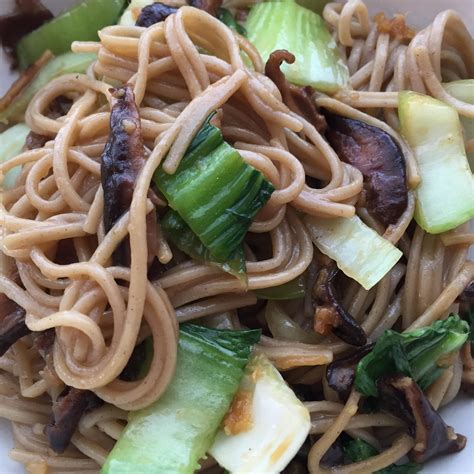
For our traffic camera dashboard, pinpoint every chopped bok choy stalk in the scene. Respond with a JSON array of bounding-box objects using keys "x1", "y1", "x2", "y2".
[
  {"x1": 119, "y1": 0, "x2": 154, "y2": 25},
  {"x1": 246, "y1": 0, "x2": 349, "y2": 93},
  {"x1": 399, "y1": 91, "x2": 474, "y2": 233},
  {"x1": 0, "y1": 124, "x2": 30, "y2": 189},
  {"x1": 102, "y1": 325, "x2": 261, "y2": 474},
  {"x1": 161, "y1": 210, "x2": 246, "y2": 280},
  {"x1": 209, "y1": 354, "x2": 311, "y2": 473},
  {"x1": 0, "y1": 52, "x2": 96, "y2": 125},
  {"x1": 354, "y1": 315, "x2": 469, "y2": 397},
  {"x1": 254, "y1": 275, "x2": 305, "y2": 300},
  {"x1": 443, "y1": 80, "x2": 474, "y2": 170},
  {"x1": 305, "y1": 215, "x2": 402, "y2": 290},
  {"x1": 154, "y1": 115, "x2": 273, "y2": 266},
  {"x1": 265, "y1": 300, "x2": 318, "y2": 343},
  {"x1": 16, "y1": 0, "x2": 125, "y2": 69}
]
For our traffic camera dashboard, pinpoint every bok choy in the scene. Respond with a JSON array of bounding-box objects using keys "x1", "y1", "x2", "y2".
[
  {"x1": 305, "y1": 214, "x2": 402, "y2": 290},
  {"x1": 246, "y1": 0, "x2": 349, "y2": 92},
  {"x1": 161, "y1": 210, "x2": 246, "y2": 280},
  {"x1": 443, "y1": 79, "x2": 474, "y2": 170},
  {"x1": 209, "y1": 354, "x2": 311, "y2": 473},
  {"x1": 102, "y1": 325, "x2": 261, "y2": 474},
  {"x1": 0, "y1": 123, "x2": 30, "y2": 189},
  {"x1": 154, "y1": 116, "x2": 273, "y2": 272},
  {"x1": 16, "y1": 0, "x2": 125, "y2": 69},
  {"x1": 354, "y1": 315, "x2": 469, "y2": 397},
  {"x1": 399, "y1": 91, "x2": 474, "y2": 233}
]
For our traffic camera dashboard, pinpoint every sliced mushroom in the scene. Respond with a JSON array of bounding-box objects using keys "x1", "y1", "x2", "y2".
[
  {"x1": 0, "y1": 263, "x2": 30, "y2": 356},
  {"x1": 0, "y1": 1, "x2": 53, "y2": 66},
  {"x1": 187, "y1": 0, "x2": 223, "y2": 17},
  {"x1": 135, "y1": 2, "x2": 178, "y2": 27},
  {"x1": 313, "y1": 258, "x2": 367, "y2": 346},
  {"x1": 101, "y1": 84, "x2": 146, "y2": 265},
  {"x1": 45, "y1": 387, "x2": 102, "y2": 454},
  {"x1": 324, "y1": 113, "x2": 408, "y2": 227},
  {"x1": 0, "y1": 296, "x2": 29, "y2": 356},
  {"x1": 326, "y1": 344, "x2": 374, "y2": 401},
  {"x1": 265, "y1": 50, "x2": 327, "y2": 133},
  {"x1": 377, "y1": 374, "x2": 466, "y2": 463}
]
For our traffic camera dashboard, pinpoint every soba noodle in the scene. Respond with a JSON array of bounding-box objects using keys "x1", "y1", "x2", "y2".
[{"x1": 0, "y1": 1, "x2": 472, "y2": 472}]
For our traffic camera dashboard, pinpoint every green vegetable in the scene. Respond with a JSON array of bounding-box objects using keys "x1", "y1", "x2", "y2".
[
  {"x1": 218, "y1": 8, "x2": 246, "y2": 36},
  {"x1": 209, "y1": 354, "x2": 311, "y2": 473},
  {"x1": 305, "y1": 214, "x2": 402, "y2": 290},
  {"x1": 0, "y1": 123, "x2": 30, "y2": 189},
  {"x1": 344, "y1": 438, "x2": 419, "y2": 473},
  {"x1": 443, "y1": 80, "x2": 474, "y2": 171},
  {"x1": 154, "y1": 115, "x2": 274, "y2": 262},
  {"x1": 355, "y1": 315, "x2": 469, "y2": 397},
  {"x1": 376, "y1": 463, "x2": 420, "y2": 474},
  {"x1": 102, "y1": 324, "x2": 261, "y2": 474},
  {"x1": 246, "y1": 0, "x2": 349, "y2": 93},
  {"x1": 17, "y1": 0, "x2": 125, "y2": 69},
  {"x1": 161, "y1": 210, "x2": 246, "y2": 280},
  {"x1": 0, "y1": 52, "x2": 96, "y2": 125},
  {"x1": 265, "y1": 300, "x2": 318, "y2": 343},
  {"x1": 343, "y1": 438, "x2": 378, "y2": 463},
  {"x1": 399, "y1": 91, "x2": 474, "y2": 233},
  {"x1": 254, "y1": 275, "x2": 305, "y2": 300}
]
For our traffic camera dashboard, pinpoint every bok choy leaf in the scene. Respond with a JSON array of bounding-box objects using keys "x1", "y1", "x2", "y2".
[{"x1": 354, "y1": 315, "x2": 469, "y2": 397}]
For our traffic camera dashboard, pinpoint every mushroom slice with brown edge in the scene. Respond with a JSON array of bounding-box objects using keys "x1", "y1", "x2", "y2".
[
  {"x1": 135, "y1": 2, "x2": 178, "y2": 27},
  {"x1": 324, "y1": 113, "x2": 408, "y2": 227},
  {"x1": 265, "y1": 50, "x2": 327, "y2": 133},
  {"x1": 0, "y1": 296, "x2": 29, "y2": 356},
  {"x1": 313, "y1": 258, "x2": 367, "y2": 346},
  {"x1": 45, "y1": 387, "x2": 103, "y2": 454},
  {"x1": 101, "y1": 84, "x2": 148, "y2": 266},
  {"x1": 377, "y1": 374, "x2": 466, "y2": 463},
  {"x1": 326, "y1": 344, "x2": 374, "y2": 401}
]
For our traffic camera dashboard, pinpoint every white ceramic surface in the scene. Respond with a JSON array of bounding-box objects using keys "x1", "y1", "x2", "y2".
[{"x1": 0, "y1": 0, "x2": 473, "y2": 472}]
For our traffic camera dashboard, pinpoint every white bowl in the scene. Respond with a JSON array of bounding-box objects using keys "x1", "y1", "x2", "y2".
[{"x1": 0, "y1": 0, "x2": 472, "y2": 472}]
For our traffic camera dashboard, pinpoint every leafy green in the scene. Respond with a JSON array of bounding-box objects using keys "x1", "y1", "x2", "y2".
[
  {"x1": 0, "y1": 123, "x2": 30, "y2": 189},
  {"x1": 102, "y1": 325, "x2": 260, "y2": 474},
  {"x1": 218, "y1": 8, "x2": 246, "y2": 36},
  {"x1": 398, "y1": 91, "x2": 474, "y2": 233},
  {"x1": 355, "y1": 315, "x2": 469, "y2": 397},
  {"x1": 344, "y1": 438, "x2": 419, "y2": 473},
  {"x1": 161, "y1": 210, "x2": 246, "y2": 280},
  {"x1": 343, "y1": 438, "x2": 378, "y2": 463},
  {"x1": 154, "y1": 115, "x2": 274, "y2": 264},
  {"x1": 246, "y1": 0, "x2": 349, "y2": 92},
  {"x1": 254, "y1": 275, "x2": 305, "y2": 300},
  {"x1": 376, "y1": 463, "x2": 420, "y2": 474},
  {"x1": 17, "y1": 0, "x2": 125, "y2": 69},
  {"x1": 180, "y1": 324, "x2": 261, "y2": 367}
]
